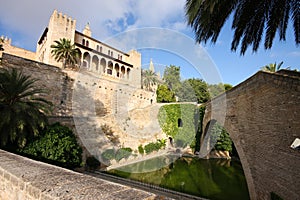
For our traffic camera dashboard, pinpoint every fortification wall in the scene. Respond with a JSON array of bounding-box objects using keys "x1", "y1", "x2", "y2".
[
  {"x1": 66, "y1": 70, "x2": 162, "y2": 152},
  {"x1": 0, "y1": 149, "x2": 159, "y2": 200},
  {"x1": 202, "y1": 70, "x2": 300, "y2": 200},
  {"x1": 1, "y1": 53, "x2": 73, "y2": 116},
  {"x1": 1, "y1": 53, "x2": 162, "y2": 153},
  {"x1": 0, "y1": 37, "x2": 36, "y2": 61}
]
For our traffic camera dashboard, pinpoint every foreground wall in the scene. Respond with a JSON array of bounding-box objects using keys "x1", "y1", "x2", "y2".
[
  {"x1": 202, "y1": 70, "x2": 300, "y2": 200},
  {"x1": 0, "y1": 150, "x2": 160, "y2": 200}
]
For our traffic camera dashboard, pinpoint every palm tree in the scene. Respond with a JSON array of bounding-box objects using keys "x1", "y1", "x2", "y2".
[
  {"x1": 51, "y1": 38, "x2": 80, "y2": 68},
  {"x1": 0, "y1": 68, "x2": 52, "y2": 147},
  {"x1": 261, "y1": 61, "x2": 284, "y2": 72},
  {"x1": 185, "y1": 0, "x2": 299, "y2": 55},
  {"x1": 0, "y1": 38, "x2": 4, "y2": 51},
  {"x1": 142, "y1": 69, "x2": 160, "y2": 91}
]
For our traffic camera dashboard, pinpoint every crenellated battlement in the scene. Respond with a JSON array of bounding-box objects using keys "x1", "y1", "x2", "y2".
[
  {"x1": 0, "y1": 36, "x2": 12, "y2": 45},
  {"x1": 50, "y1": 10, "x2": 76, "y2": 28}
]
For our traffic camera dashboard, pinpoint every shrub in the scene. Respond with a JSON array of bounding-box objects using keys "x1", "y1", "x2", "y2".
[
  {"x1": 100, "y1": 124, "x2": 120, "y2": 144},
  {"x1": 144, "y1": 140, "x2": 166, "y2": 154},
  {"x1": 138, "y1": 145, "x2": 144, "y2": 154},
  {"x1": 115, "y1": 147, "x2": 132, "y2": 161},
  {"x1": 86, "y1": 156, "x2": 100, "y2": 170},
  {"x1": 21, "y1": 123, "x2": 83, "y2": 169},
  {"x1": 101, "y1": 148, "x2": 116, "y2": 162}
]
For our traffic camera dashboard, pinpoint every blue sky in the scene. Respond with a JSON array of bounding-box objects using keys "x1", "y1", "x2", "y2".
[{"x1": 0, "y1": 0, "x2": 299, "y2": 86}]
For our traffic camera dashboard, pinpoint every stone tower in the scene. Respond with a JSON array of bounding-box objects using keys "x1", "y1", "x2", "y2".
[
  {"x1": 149, "y1": 58, "x2": 155, "y2": 72},
  {"x1": 82, "y1": 23, "x2": 92, "y2": 37},
  {"x1": 36, "y1": 10, "x2": 76, "y2": 67}
]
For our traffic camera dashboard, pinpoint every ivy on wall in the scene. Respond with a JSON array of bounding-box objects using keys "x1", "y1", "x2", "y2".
[{"x1": 158, "y1": 104, "x2": 199, "y2": 148}]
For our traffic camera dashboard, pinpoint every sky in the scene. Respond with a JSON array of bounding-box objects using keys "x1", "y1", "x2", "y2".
[{"x1": 0, "y1": 0, "x2": 299, "y2": 86}]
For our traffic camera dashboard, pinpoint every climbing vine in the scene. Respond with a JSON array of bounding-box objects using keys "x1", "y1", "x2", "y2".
[{"x1": 158, "y1": 104, "x2": 198, "y2": 148}]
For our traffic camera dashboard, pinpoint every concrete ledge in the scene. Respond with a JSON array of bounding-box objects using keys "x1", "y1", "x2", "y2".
[{"x1": 0, "y1": 150, "x2": 159, "y2": 200}]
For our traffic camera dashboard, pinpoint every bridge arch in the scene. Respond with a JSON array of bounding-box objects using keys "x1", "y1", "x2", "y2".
[
  {"x1": 201, "y1": 118, "x2": 255, "y2": 200},
  {"x1": 200, "y1": 70, "x2": 300, "y2": 200}
]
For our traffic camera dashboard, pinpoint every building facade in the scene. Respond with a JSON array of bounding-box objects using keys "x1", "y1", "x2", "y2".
[
  {"x1": 1, "y1": 10, "x2": 142, "y2": 88},
  {"x1": 36, "y1": 10, "x2": 142, "y2": 88}
]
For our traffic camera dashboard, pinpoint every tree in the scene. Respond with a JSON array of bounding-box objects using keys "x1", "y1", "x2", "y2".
[
  {"x1": 261, "y1": 61, "x2": 284, "y2": 72},
  {"x1": 142, "y1": 69, "x2": 160, "y2": 91},
  {"x1": 163, "y1": 65, "x2": 181, "y2": 93},
  {"x1": 176, "y1": 80, "x2": 197, "y2": 102},
  {"x1": 211, "y1": 123, "x2": 233, "y2": 153},
  {"x1": 0, "y1": 38, "x2": 4, "y2": 51},
  {"x1": 51, "y1": 38, "x2": 80, "y2": 68},
  {"x1": 208, "y1": 83, "x2": 225, "y2": 99},
  {"x1": 0, "y1": 68, "x2": 52, "y2": 147},
  {"x1": 224, "y1": 84, "x2": 233, "y2": 91},
  {"x1": 156, "y1": 84, "x2": 176, "y2": 103},
  {"x1": 185, "y1": 0, "x2": 300, "y2": 55},
  {"x1": 177, "y1": 78, "x2": 210, "y2": 103}
]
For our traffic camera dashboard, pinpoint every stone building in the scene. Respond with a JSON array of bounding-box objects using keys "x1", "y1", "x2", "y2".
[{"x1": 1, "y1": 10, "x2": 142, "y2": 88}]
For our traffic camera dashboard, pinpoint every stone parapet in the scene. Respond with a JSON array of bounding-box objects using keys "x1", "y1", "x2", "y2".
[{"x1": 0, "y1": 150, "x2": 160, "y2": 200}]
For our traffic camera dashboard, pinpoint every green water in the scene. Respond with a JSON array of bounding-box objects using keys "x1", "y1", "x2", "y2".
[{"x1": 108, "y1": 156, "x2": 250, "y2": 200}]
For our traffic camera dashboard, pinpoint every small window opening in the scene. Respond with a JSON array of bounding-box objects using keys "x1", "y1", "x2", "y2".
[{"x1": 178, "y1": 118, "x2": 183, "y2": 127}]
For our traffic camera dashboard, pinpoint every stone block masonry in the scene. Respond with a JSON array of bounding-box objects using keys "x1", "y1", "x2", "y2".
[
  {"x1": 0, "y1": 53, "x2": 164, "y2": 165},
  {"x1": 0, "y1": 53, "x2": 74, "y2": 117},
  {"x1": 202, "y1": 70, "x2": 300, "y2": 200},
  {"x1": 0, "y1": 149, "x2": 162, "y2": 200}
]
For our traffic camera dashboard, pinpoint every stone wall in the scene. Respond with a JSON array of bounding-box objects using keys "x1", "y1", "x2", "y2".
[
  {"x1": 0, "y1": 53, "x2": 163, "y2": 157},
  {"x1": 0, "y1": 37, "x2": 36, "y2": 61},
  {"x1": 0, "y1": 149, "x2": 159, "y2": 200},
  {"x1": 1, "y1": 53, "x2": 74, "y2": 116},
  {"x1": 202, "y1": 70, "x2": 300, "y2": 200}
]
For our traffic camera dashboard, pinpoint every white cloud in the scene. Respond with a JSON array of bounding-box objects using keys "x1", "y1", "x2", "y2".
[
  {"x1": 0, "y1": 0, "x2": 187, "y2": 51},
  {"x1": 288, "y1": 51, "x2": 300, "y2": 57}
]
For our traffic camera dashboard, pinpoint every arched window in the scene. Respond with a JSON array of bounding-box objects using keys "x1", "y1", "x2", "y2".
[
  {"x1": 111, "y1": 51, "x2": 113, "y2": 57},
  {"x1": 100, "y1": 58, "x2": 106, "y2": 74},
  {"x1": 107, "y1": 61, "x2": 113, "y2": 75},
  {"x1": 127, "y1": 68, "x2": 130, "y2": 79},
  {"x1": 108, "y1": 50, "x2": 110, "y2": 55},
  {"x1": 86, "y1": 40, "x2": 89, "y2": 47},
  {"x1": 100, "y1": 46, "x2": 102, "y2": 53},
  {"x1": 121, "y1": 66, "x2": 125, "y2": 78},
  {"x1": 82, "y1": 39, "x2": 85, "y2": 45},
  {"x1": 92, "y1": 55, "x2": 99, "y2": 72},
  {"x1": 83, "y1": 52, "x2": 91, "y2": 69},
  {"x1": 115, "y1": 64, "x2": 120, "y2": 77}
]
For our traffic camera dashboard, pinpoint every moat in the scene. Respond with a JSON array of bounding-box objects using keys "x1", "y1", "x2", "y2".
[{"x1": 107, "y1": 156, "x2": 250, "y2": 200}]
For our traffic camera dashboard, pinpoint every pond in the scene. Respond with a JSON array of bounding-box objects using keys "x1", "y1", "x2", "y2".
[{"x1": 108, "y1": 156, "x2": 250, "y2": 200}]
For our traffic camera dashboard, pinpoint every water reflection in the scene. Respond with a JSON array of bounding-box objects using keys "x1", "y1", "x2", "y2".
[{"x1": 108, "y1": 156, "x2": 250, "y2": 200}]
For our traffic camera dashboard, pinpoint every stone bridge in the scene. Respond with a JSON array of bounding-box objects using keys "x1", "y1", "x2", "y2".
[{"x1": 201, "y1": 70, "x2": 300, "y2": 200}]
